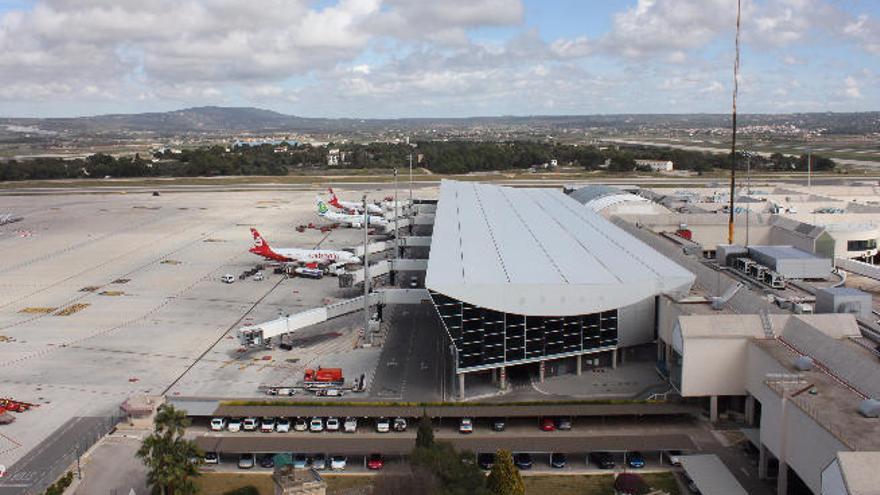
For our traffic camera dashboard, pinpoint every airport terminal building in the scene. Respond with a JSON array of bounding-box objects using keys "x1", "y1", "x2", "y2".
[{"x1": 425, "y1": 181, "x2": 695, "y2": 395}]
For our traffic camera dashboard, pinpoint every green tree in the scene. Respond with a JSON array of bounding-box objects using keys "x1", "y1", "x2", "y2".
[
  {"x1": 486, "y1": 450, "x2": 524, "y2": 495},
  {"x1": 416, "y1": 411, "x2": 434, "y2": 449},
  {"x1": 137, "y1": 404, "x2": 202, "y2": 495}
]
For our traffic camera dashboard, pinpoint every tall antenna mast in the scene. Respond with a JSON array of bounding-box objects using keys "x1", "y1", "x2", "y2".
[{"x1": 728, "y1": 0, "x2": 742, "y2": 245}]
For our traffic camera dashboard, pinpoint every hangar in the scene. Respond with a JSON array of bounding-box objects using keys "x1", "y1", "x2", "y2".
[{"x1": 425, "y1": 180, "x2": 695, "y2": 396}]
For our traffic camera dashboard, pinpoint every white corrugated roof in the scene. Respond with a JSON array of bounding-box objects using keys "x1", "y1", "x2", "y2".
[
  {"x1": 679, "y1": 455, "x2": 748, "y2": 495},
  {"x1": 426, "y1": 180, "x2": 695, "y2": 316}
]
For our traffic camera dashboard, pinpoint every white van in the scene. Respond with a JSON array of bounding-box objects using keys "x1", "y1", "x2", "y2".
[{"x1": 221, "y1": 274, "x2": 235, "y2": 284}]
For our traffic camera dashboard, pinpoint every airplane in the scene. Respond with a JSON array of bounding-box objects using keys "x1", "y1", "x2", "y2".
[
  {"x1": 327, "y1": 188, "x2": 384, "y2": 215},
  {"x1": 316, "y1": 197, "x2": 387, "y2": 228},
  {"x1": 248, "y1": 228, "x2": 361, "y2": 266}
]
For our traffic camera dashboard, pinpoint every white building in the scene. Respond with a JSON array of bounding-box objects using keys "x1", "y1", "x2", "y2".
[
  {"x1": 635, "y1": 159, "x2": 674, "y2": 172},
  {"x1": 327, "y1": 149, "x2": 340, "y2": 166},
  {"x1": 657, "y1": 311, "x2": 880, "y2": 495},
  {"x1": 426, "y1": 180, "x2": 695, "y2": 397}
]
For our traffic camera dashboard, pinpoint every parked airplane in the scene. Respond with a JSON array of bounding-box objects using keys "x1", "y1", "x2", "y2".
[
  {"x1": 316, "y1": 197, "x2": 387, "y2": 228},
  {"x1": 248, "y1": 228, "x2": 361, "y2": 265},
  {"x1": 328, "y1": 188, "x2": 384, "y2": 215}
]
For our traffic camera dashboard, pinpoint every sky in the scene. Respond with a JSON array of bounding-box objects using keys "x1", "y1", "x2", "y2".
[{"x1": 0, "y1": 0, "x2": 878, "y2": 118}]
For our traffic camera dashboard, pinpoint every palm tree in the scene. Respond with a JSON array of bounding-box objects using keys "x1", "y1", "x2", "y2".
[{"x1": 137, "y1": 404, "x2": 202, "y2": 495}]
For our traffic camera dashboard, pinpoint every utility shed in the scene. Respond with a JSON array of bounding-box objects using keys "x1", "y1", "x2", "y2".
[
  {"x1": 815, "y1": 287, "x2": 873, "y2": 319},
  {"x1": 747, "y1": 245, "x2": 832, "y2": 279},
  {"x1": 679, "y1": 455, "x2": 748, "y2": 495}
]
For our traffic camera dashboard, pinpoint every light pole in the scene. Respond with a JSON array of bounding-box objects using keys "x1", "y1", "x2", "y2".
[
  {"x1": 363, "y1": 194, "x2": 371, "y2": 346},
  {"x1": 408, "y1": 154, "x2": 413, "y2": 233},
  {"x1": 745, "y1": 151, "x2": 752, "y2": 247},
  {"x1": 394, "y1": 168, "x2": 399, "y2": 261}
]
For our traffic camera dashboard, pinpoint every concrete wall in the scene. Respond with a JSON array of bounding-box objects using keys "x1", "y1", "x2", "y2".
[
  {"x1": 618, "y1": 296, "x2": 656, "y2": 347},
  {"x1": 768, "y1": 226, "x2": 818, "y2": 255},
  {"x1": 656, "y1": 296, "x2": 685, "y2": 344},
  {"x1": 680, "y1": 338, "x2": 751, "y2": 397},
  {"x1": 746, "y1": 344, "x2": 849, "y2": 495},
  {"x1": 821, "y1": 458, "x2": 847, "y2": 495}
]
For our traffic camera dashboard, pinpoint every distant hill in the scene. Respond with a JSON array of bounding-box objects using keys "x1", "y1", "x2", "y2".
[{"x1": 2, "y1": 106, "x2": 879, "y2": 136}]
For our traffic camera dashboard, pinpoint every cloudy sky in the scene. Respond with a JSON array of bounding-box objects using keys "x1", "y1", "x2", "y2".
[{"x1": 0, "y1": 0, "x2": 877, "y2": 118}]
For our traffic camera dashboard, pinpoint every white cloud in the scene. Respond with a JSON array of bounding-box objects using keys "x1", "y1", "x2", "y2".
[{"x1": 843, "y1": 76, "x2": 862, "y2": 98}]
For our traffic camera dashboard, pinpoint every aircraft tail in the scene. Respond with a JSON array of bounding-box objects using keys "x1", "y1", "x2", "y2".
[
  {"x1": 327, "y1": 188, "x2": 343, "y2": 209},
  {"x1": 249, "y1": 228, "x2": 271, "y2": 254},
  {"x1": 316, "y1": 196, "x2": 330, "y2": 216}
]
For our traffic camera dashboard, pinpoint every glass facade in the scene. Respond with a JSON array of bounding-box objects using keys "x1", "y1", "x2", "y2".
[{"x1": 429, "y1": 290, "x2": 619, "y2": 372}]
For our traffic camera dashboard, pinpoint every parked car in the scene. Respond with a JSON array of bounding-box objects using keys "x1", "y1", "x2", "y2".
[
  {"x1": 204, "y1": 452, "x2": 219, "y2": 464},
  {"x1": 242, "y1": 417, "x2": 258, "y2": 431},
  {"x1": 259, "y1": 454, "x2": 275, "y2": 468},
  {"x1": 550, "y1": 453, "x2": 567, "y2": 469},
  {"x1": 309, "y1": 418, "x2": 324, "y2": 432},
  {"x1": 539, "y1": 417, "x2": 556, "y2": 431},
  {"x1": 459, "y1": 418, "x2": 474, "y2": 434},
  {"x1": 664, "y1": 450, "x2": 684, "y2": 466},
  {"x1": 555, "y1": 417, "x2": 572, "y2": 430},
  {"x1": 367, "y1": 453, "x2": 385, "y2": 470},
  {"x1": 227, "y1": 418, "x2": 242, "y2": 432},
  {"x1": 313, "y1": 454, "x2": 327, "y2": 470},
  {"x1": 627, "y1": 451, "x2": 646, "y2": 469},
  {"x1": 478, "y1": 453, "x2": 495, "y2": 470},
  {"x1": 326, "y1": 417, "x2": 341, "y2": 431},
  {"x1": 253, "y1": 272, "x2": 264, "y2": 281},
  {"x1": 293, "y1": 454, "x2": 309, "y2": 469},
  {"x1": 513, "y1": 453, "x2": 533, "y2": 470},
  {"x1": 376, "y1": 417, "x2": 391, "y2": 433},
  {"x1": 275, "y1": 418, "x2": 291, "y2": 433},
  {"x1": 589, "y1": 452, "x2": 616, "y2": 469},
  {"x1": 330, "y1": 455, "x2": 347, "y2": 470},
  {"x1": 294, "y1": 418, "x2": 308, "y2": 432},
  {"x1": 260, "y1": 417, "x2": 275, "y2": 433},
  {"x1": 238, "y1": 454, "x2": 255, "y2": 469},
  {"x1": 210, "y1": 417, "x2": 226, "y2": 431},
  {"x1": 343, "y1": 417, "x2": 358, "y2": 433},
  {"x1": 491, "y1": 418, "x2": 505, "y2": 432},
  {"x1": 221, "y1": 274, "x2": 235, "y2": 284},
  {"x1": 393, "y1": 418, "x2": 407, "y2": 432}
]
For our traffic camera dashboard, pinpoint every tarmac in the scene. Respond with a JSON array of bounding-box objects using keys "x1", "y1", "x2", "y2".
[{"x1": 0, "y1": 187, "x2": 416, "y2": 493}]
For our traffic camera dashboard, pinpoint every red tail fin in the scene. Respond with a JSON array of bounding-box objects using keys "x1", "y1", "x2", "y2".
[
  {"x1": 249, "y1": 228, "x2": 270, "y2": 254},
  {"x1": 328, "y1": 188, "x2": 342, "y2": 209}
]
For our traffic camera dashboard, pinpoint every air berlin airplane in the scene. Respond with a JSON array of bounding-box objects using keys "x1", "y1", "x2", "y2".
[{"x1": 248, "y1": 228, "x2": 361, "y2": 266}]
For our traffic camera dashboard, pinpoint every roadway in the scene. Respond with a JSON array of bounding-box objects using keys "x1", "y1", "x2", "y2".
[{"x1": 0, "y1": 417, "x2": 110, "y2": 495}]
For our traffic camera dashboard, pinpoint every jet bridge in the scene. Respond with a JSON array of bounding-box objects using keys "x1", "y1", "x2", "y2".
[
  {"x1": 338, "y1": 259, "x2": 428, "y2": 288},
  {"x1": 237, "y1": 288, "x2": 429, "y2": 347}
]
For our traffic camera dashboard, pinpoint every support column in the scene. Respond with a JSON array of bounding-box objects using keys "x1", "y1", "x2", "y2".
[
  {"x1": 619, "y1": 347, "x2": 625, "y2": 365},
  {"x1": 576, "y1": 356, "x2": 582, "y2": 376},
  {"x1": 491, "y1": 368, "x2": 498, "y2": 384},
  {"x1": 458, "y1": 373, "x2": 465, "y2": 401},
  {"x1": 710, "y1": 396, "x2": 719, "y2": 423},
  {"x1": 778, "y1": 461, "x2": 789, "y2": 495},
  {"x1": 539, "y1": 361, "x2": 546, "y2": 383},
  {"x1": 611, "y1": 350, "x2": 617, "y2": 369},
  {"x1": 499, "y1": 367, "x2": 507, "y2": 390},
  {"x1": 758, "y1": 444, "x2": 768, "y2": 480},
  {"x1": 745, "y1": 395, "x2": 756, "y2": 426}
]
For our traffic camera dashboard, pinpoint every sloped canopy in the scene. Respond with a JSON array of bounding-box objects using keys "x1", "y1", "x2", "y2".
[{"x1": 426, "y1": 180, "x2": 695, "y2": 316}]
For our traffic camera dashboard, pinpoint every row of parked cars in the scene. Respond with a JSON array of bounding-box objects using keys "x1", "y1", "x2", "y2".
[
  {"x1": 211, "y1": 416, "x2": 574, "y2": 434},
  {"x1": 229, "y1": 453, "x2": 385, "y2": 471},
  {"x1": 211, "y1": 417, "x2": 409, "y2": 433},
  {"x1": 477, "y1": 451, "x2": 647, "y2": 471}
]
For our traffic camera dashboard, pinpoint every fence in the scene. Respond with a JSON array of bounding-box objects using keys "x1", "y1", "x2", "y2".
[{"x1": 9, "y1": 413, "x2": 124, "y2": 495}]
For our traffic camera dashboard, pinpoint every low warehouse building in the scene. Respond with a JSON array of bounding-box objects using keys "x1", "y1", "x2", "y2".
[
  {"x1": 747, "y1": 245, "x2": 832, "y2": 279},
  {"x1": 426, "y1": 180, "x2": 695, "y2": 397}
]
